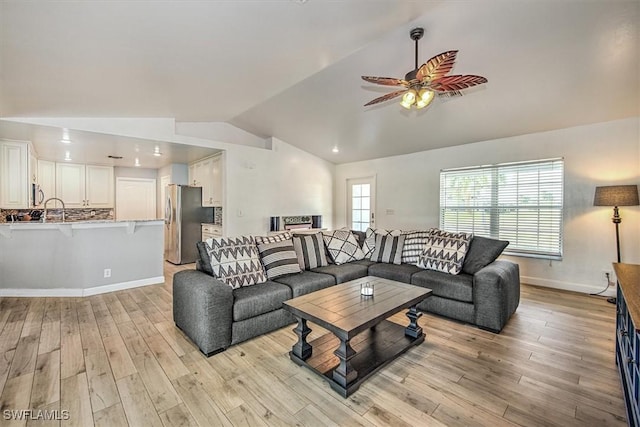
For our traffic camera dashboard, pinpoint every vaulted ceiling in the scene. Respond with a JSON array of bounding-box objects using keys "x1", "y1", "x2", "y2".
[{"x1": 1, "y1": 1, "x2": 638, "y2": 164}]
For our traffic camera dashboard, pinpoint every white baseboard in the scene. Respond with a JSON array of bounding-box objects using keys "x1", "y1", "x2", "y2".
[
  {"x1": 0, "y1": 276, "x2": 165, "y2": 297},
  {"x1": 521, "y1": 275, "x2": 616, "y2": 296}
]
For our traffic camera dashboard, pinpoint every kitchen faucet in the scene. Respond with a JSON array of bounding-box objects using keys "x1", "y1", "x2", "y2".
[{"x1": 42, "y1": 198, "x2": 66, "y2": 223}]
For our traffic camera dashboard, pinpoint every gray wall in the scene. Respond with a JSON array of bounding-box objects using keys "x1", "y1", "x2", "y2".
[{"x1": 0, "y1": 222, "x2": 163, "y2": 294}]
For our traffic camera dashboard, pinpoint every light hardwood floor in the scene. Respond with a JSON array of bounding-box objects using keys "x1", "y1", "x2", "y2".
[{"x1": 0, "y1": 262, "x2": 627, "y2": 426}]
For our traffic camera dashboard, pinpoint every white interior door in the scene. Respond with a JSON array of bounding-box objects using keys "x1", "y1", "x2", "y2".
[
  {"x1": 347, "y1": 176, "x2": 376, "y2": 231},
  {"x1": 159, "y1": 175, "x2": 170, "y2": 219},
  {"x1": 116, "y1": 178, "x2": 157, "y2": 221}
]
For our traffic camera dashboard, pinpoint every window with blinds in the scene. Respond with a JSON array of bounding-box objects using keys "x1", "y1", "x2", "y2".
[{"x1": 440, "y1": 158, "x2": 564, "y2": 259}]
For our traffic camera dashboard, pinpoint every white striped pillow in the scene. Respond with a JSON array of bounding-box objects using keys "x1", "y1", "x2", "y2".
[
  {"x1": 256, "y1": 240, "x2": 301, "y2": 280},
  {"x1": 370, "y1": 234, "x2": 406, "y2": 265},
  {"x1": 292, "y1": 233, "x2": 328, "y2": 270}
]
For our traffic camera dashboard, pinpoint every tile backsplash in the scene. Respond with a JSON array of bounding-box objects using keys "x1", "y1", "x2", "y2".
[
  {"x1": 0, "y1": 208, "x2": 114, "y2": 223},
  {"x1": 214, "y1": 207, "x2": 223, "y2": 225}
]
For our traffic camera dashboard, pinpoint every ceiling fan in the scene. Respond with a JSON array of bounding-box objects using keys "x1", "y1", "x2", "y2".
[{"x1": 362, "y1": 27, "x2": 487, "y2": 109}]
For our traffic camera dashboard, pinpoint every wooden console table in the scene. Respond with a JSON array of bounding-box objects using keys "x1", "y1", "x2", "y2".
[{"x1": 613, "y1": 262, "x2": 640, "y2": 427}]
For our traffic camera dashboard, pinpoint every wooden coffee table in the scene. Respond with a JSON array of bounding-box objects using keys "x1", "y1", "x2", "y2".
[{"x1": 282, "y1": 276, "x2": 432, "y2": 397}]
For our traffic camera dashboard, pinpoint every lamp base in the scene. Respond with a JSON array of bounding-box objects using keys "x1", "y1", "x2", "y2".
[{"x1": 607, "y1": 297, "x2": 616, "y2": 305}]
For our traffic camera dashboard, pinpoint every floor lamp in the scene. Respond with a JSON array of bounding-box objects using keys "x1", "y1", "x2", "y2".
[{"x1": 593, "y1": 184, "x2": 639, "y2": 304}]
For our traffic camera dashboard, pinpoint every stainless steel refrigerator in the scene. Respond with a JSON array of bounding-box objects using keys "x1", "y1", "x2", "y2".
[{"x1": 164, "y1": 185, "x2": 213, "y2": 264}]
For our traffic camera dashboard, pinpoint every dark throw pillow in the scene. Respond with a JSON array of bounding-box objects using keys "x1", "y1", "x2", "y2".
[{"x1": 462, "y1": 236, "x2": 509, "y2": 275}]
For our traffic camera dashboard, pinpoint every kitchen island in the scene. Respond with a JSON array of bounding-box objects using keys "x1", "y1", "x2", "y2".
[{"x1": 0, "y1": 219, "x2": 164, "y2": 296}]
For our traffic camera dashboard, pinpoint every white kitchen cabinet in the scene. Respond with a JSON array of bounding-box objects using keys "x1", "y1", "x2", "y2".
[
  {"x1": 202, "y1": 224, "x2": 222, "y2": 241},
  {"x1": 86, "y1": 165, "x2": 114, "y2": 208},
  {"x1": 37, "y1": 160, "x2": 56, "y2": 206},
  {"x1": 56, "y1": 163, "x2": 114, "y2": 208},
  {"x1": 188, "y1": 154, "x2": 223, "y2": 207},
  {"x1": 0, "y1": 140, "x2": 30, "y2": 209}
]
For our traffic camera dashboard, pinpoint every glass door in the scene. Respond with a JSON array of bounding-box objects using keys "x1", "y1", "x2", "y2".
[{"x1": 347, "y1": 176, "x2": 376, "y2": 231}]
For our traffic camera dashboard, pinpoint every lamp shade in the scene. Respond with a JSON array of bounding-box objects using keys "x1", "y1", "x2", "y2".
[{"x1": 593, "y1": 185, "x2": 639, "y2": 207}]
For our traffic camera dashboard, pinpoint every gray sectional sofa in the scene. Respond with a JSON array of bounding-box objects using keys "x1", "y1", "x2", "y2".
[{"x1": 173, "y1": 232, "x2": 520, "y2": 356}]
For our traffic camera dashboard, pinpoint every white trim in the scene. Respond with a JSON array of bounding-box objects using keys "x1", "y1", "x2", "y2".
[
  {"x1": 0, "y1": 276, "x2": 165, "y2": 297},
  {"x1": 521, "y1": 275, "x2": 616, "y2": 296}
]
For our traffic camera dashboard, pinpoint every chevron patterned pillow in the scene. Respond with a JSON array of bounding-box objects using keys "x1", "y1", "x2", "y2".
[
  {"x1": 206, "y1": 236, "x2": 267, "y2": 289},
  {"x1": 417, "y1": 229, "x2": 473, "y2": 275}
]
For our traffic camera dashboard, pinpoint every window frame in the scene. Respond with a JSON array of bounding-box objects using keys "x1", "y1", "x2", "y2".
[{"x1": 439, "y1": 158, "x2": 564, "y2": 260}]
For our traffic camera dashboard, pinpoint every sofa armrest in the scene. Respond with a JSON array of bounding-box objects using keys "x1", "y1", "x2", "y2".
[
  {"x1": 473, "y1": 260, "x2": 520, "y2": 332},
  {"x1": 173, "y1": 269, "x2": 233, "y2": 356}
]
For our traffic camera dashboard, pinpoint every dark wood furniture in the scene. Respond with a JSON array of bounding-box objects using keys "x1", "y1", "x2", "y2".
[
  {"x1": 282, "y1": 276, "x2": 432, "y2": 397},
  {"x1": 614, "y1": 263, "x2": 640, "y2": 427}
]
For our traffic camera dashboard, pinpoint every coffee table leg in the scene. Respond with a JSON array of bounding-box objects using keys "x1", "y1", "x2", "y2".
[
  {"x1": 405, "y1": 305, "x2": 423, "y2": 338},
  {"x1": 292, "y1": 317, "x2": 312, "y2": 360},
  {"x1": 333, "y1": 338, "x2": 357, "y2": 388}
]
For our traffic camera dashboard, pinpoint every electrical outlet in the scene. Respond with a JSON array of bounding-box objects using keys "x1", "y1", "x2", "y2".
[{"x1": 104, "y1": 268, "x2": 111, "y2": 278}]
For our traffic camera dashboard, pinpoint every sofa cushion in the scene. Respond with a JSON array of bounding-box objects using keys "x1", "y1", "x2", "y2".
[
  {"x1": 257, "y1": 240, "x2": 301, "y2": 280},
  {"x1": 255, "y1": 231, "x2": 292, "y2": 245},
  {"x1": 402, "y1": 230, "x2": 434, "y2": 264},
  {"x1": 311, "y1": 263, "x2": 369, "y2": 284},
  {"x1": 417, "y1": 230, "x2": 473, "y2": 275},
  {"x1": 462, "y1": 236, "x2": 510, "y2": 275},
  {"x1": 370, "y1": 234, "x2": 405, "y2": 264},
  {"x1": 322, "y1": 230, "x2": 365, "y2": 265},
  {"x1": 232, "y1": 281, "x2": 292, "y2": 321},
  {"x1": 292, "y1": 233, "x2": 328, "y2": 270},
  {"x1": 411, "y1": 269, "x2": 473, "y2": 303},
  {"x1": 206, "y1": 236, "x2": 267, "y2": 289},
  {"x1": 351, "y1": 259, "x2": 377, "y2": 267},
  {"x1": 274, "y1": 271, "x2": 336, "y2": 297},
  {"x1": 368, "y1": 263, "x2": 422, "y2": 284}
]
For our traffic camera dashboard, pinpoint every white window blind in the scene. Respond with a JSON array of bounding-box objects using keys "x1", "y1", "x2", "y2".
[{"x1": 440, "y1": 158, "x2": 564, "y2": 259}]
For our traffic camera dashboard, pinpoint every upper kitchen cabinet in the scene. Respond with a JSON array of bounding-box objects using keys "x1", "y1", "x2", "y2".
[
  {"x1": 0, "y1": 140, "x2": 36, "y2": 209},
  {"x1": 188, "y1": 154, "x2": 223, "y2": 207},
  {"x1": 56, "y1": 163, "x2": 114, "y2": 208},
  {"x1": 37, "y1": 160, "x2": 56, "y2": 205}
]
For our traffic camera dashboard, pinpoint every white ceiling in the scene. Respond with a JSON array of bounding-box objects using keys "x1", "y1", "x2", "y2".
[
  {"x1": 1, "y1": 1, "x2": 638, "y2": 165},
  {"x1": 0, "y1": 120, "x2": 220, "y2": 168}
]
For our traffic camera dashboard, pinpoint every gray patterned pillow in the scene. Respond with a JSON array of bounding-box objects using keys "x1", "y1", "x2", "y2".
[
  {"x1": 322, "y1": 230, "x2": 365, "y2": 265},
  {"x1": 417, "y1": 229, "x2": 473, "y2": 275},
  {"x1": 255, "y1": 231, "x2": 292, "y2": 245},
  {"x1": 257, "y1": 240, "x2": 301, "y2": 279},
  {"x1": 402, "y1": 229, "x2": 435, "y2": 264},
  {"x1": 361, "y1": 228, "x2": 376, "y2": 259},
  {"x1": 206, "y1": 236, "x2": 267, "y2": 288}
]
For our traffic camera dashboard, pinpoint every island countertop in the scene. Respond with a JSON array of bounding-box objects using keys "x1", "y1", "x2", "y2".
[{"x1": 0, "y1": 219, "x2": 164, "y2": 237}]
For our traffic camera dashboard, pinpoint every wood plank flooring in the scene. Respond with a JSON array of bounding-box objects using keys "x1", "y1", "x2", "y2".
[{"x1": 0, "y1": 262, "x2": 626, "y2": 426}]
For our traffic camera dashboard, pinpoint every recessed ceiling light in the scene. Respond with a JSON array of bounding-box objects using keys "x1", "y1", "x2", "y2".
[
  {"x1": 332, "y1": 146, "x2": 339, "y2": 153},
  {"x1": 61, "y1": 128, "x2": 71, "y2": 144},
  {"x1": 153, "y1": 145, "x2": 163, "y2": 157},
  {"x1": 64, "y1": 151, "x2": 72, "y2": 161},
  {"x1": 134, "y1": 158, "x2": 140, "y2": 167}
]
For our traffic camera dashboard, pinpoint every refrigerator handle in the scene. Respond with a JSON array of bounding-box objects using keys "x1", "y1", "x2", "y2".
[{"x1": 165, "y1": 196, "x2": 172, "y2": 225}]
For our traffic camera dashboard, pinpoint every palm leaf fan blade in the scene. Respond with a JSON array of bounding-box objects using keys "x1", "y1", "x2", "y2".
[
  {"x1": 361, "y1": 76, "x2": 408, "y2": 87},
  {"x1": 430, "y1": 75, "x2": 488, "y2": 92},
  {"x1": 364, "y1": 90, "x2": 408, "y2": 106},
  {"x1": 416, "y1": 50, "x2": 458, "y2": 82}
]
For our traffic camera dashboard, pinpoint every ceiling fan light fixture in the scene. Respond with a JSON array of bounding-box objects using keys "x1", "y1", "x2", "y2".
[
  {"x1": 416, "y1": 89, "x2": 435, "y2": 109},
  {"x1": 401, "y1": 89, "x2": 417, "y2": 109}
]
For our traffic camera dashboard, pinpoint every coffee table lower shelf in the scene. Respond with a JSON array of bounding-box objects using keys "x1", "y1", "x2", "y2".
[{"x1": 289, "y1": 319, "x2": 424, "y2": 397}]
